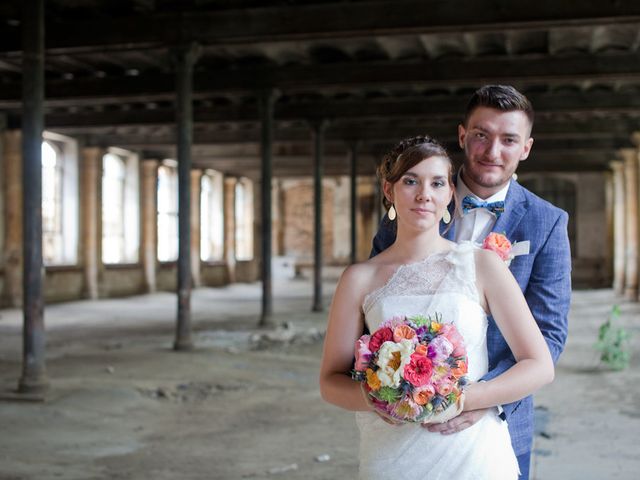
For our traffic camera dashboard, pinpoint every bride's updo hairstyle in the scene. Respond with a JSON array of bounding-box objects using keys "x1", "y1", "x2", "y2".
[{"x1": 377, "y1": 135, "x2": 457, "y2": 217}]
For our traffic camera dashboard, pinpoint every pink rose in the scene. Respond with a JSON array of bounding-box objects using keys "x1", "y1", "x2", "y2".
[
  {"x1": 354, "y1": 335, "x2": 372, "y2": 371},
  {"x1": 369, "y1": 327, "x2": 394, "y2": 353},
  {"x1": 438, "y1": 324, "x2": 466, "y2": 357},
  {"x1": 403, "y1": 353, "x2": 433, "y2": 387},
  {"x1": 436, "y1": 380, "x2": 454, "y2": 396}
]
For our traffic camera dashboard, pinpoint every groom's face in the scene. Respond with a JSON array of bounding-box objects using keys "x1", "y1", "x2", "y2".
[{"x1": 458, "y1": 106, "x2": 534, "y2": 199}]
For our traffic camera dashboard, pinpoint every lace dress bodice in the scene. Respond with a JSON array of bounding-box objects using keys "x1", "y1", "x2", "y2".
[{"x1": 356, "y1": 242, "x2": 518, "y2": 480}]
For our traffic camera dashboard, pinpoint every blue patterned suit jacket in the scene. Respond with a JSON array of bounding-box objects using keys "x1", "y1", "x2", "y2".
[{"x1": 370, "y1": 179, "x2": 572, "y2": 456}]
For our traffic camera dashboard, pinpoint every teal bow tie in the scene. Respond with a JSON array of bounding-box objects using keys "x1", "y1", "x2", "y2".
[{"x1": 461, "y1": 195, "x2": 505, "y2": 218}]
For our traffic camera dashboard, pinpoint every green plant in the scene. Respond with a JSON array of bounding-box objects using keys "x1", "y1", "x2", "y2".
[{"x1": 594, "y1": 305, "x2": 632, "y2": 371}]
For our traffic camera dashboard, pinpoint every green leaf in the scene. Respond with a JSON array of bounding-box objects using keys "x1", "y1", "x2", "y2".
[
  {"x1": 410, "y1": 315, "x2": 431, "y2": 327},
  {"x1": 375, "y1": 386, "x2": 402, "y2": 403}
]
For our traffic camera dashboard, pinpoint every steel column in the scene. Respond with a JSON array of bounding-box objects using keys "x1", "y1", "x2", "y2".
[
  {"x1": 173, "y1": 44, "x2": 200, "y2": 351},
  {"x1": 312, "y1": 120, "x2": 327, "y2": 312},
  {"x1": 259, "y1": 90, "x2": 276, "y2": 326},
  {"x1": 349, "y1": 141, "x2": 358, "y2": 264},
  {"x1": 19, "y1": 0, "x2": 48, "y2": 395}
]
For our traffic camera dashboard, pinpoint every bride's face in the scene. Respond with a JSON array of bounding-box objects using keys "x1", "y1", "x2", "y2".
[{"x1": 384, "y1": 155, "x2": 453, "y2": 230}]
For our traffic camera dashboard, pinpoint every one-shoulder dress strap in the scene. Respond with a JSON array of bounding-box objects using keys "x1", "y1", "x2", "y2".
[{"x1": 440, "y1": 241, "x2": 480, "y2": 303}]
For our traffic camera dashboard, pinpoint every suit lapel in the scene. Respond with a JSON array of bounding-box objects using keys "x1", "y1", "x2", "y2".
[{"x1": 492, "y1": 179, "x2": 527, "y2": 238}]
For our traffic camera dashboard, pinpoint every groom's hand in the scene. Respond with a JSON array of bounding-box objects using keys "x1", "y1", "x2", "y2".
[{"x1": 423, "y1": 408, "x2": 489, "y2": 435}]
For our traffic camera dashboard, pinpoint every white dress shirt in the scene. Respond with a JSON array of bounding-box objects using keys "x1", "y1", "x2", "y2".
[
  {"x1": 455, "y1": 177, "x2": 511, "y2": 419},
  {"x1": 454, "y1": 178, "x2": 510, "y2": 244}
]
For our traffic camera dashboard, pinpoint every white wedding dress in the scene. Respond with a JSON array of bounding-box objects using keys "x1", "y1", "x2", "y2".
[{"x1": 356, "y1": 242, "x2": 519, "y2": 480}]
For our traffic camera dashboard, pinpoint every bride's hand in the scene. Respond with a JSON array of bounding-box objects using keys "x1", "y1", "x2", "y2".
[
  {"x1": 424, "y1": 408, "x2": 488, "y2": 434},
  {"x1": 374, "y1": 409, "x2": 403, "y2": 426},
  {"x1": 360, "y1": 384, "x2": 403, "y2": 426}
]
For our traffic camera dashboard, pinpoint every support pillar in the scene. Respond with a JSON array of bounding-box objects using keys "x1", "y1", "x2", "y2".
[
  {"x1": 374, "y1": 177, "x2": 383, "y2": 225},
  {"x1": 2, "y1": 130, "x2": 22, "y2": 308},
  {"x1": 372, "y1": 145, "x2": 385, "y2": 223},
  {"x1": 223, "y1": 177, "x2": 237, "y2": 283},
  {"x1": 275, "y1": 179, "x2": 286, "y2": 256},
  {"x1": 620, "y1": 148, "x2": 638, "y2": 299},
  {"x1": 19, "y1": 0, "x2": 47, "y2": 394},
  {"x1": 609, "y1": 161, "x2": 626, "y2": 295},
  {"x1": 259, "y1": 90, "x2": 276, "y2": 326},
  {"x1": 80, "y1": 147, "x2": 103, "y2": 299},
  {"x1": 173, "y1": 43, "x2": 200, "y2": 351},
  {"x1": 190, "y1": 169, "x2": 202, "y2": 288},
  {"x1": 141, "y1": 159, "x2": 159, "y2": 293},
  {"x1": 349, "y1": 141, "x2": 359, "y2": 264},
  {"x1": 312, "y1": 120, "x2": 327, "y2": 312},
  {"x1": 0, "y1": 115, "x2": 5, "y2": 269}
]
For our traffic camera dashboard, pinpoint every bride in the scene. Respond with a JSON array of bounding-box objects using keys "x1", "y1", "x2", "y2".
[{"x1": 319, "y1": 136, "x2": 554, "y2": 479}]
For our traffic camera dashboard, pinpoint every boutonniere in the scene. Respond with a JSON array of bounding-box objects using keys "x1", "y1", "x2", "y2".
[{"x1": 481, "y1": 232, "x2": 530, "y2": 266}]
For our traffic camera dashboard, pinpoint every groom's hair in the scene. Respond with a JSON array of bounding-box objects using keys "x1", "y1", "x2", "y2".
[{"x1": 464, "y1": 85, "x2": 534, "y2": 129}]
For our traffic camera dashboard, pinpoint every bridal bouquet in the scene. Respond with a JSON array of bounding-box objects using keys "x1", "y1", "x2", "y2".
[{"x1": 352, "y1": 313, "x2": 468, "y2": 423}]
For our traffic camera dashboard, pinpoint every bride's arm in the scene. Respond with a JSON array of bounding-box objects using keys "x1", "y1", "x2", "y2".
[
  {"x1": 463, "y1": 249, "x2": 555, "y2": 412},
  {"x1": 319, "y1": 265, "x2": 374, "y2": 412}
]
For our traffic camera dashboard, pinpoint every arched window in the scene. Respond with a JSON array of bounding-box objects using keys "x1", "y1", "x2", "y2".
[
  {"x1": 102, "y1": 150, "x2": 140, "y2": 264},
  {"x1": 157, "y1": 160, "x2": 179, "y2": 262},
  {"x1": 235, "y1": 177, "x2": 254, "y2": 261},
  {"x1": 200, "y1": 169, "x2": 224, "y2": 261},
  {"x1": 520, "y1": 176, "x2": 577, "y2": 257},
  {"x1": 41, "y1": 133, "x2": 79, "y2": 265}
]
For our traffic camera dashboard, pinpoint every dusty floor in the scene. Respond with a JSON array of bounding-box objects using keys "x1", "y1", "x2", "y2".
[{"x1": 0, "y1": 277, "x2": 639, "y2": 480}]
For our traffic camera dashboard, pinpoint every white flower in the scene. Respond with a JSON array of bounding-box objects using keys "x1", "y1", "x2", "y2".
[{"x1": 375, "y1": 339, "x2": 415, "y2": 388}]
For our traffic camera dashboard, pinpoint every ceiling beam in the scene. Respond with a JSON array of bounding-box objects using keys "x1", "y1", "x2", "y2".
[
  {"x1": 6, "y1": 90, "x2": 640, "y2": 128},
  {"x1": 45, "y1": 114, "x2": 640, "y2": 148},
  {"x1": 80, "y1": 129, "x2": 622, "y2": 155},
  {"x1": 2, "y1": 1, "x2": 640, "y2": 55},
  {"x1": 2, "y1": 54, "x2": 640, "y2": 106},
  {"x1": 190, "y1": 149, "x2": 611, "y2": 176}
]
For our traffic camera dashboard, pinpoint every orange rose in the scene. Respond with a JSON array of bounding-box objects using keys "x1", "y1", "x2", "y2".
[
  {"x1": 482, "y1": 232, "x2": 512, "y2": 261},
  {"x1": 451, "y1": 359, "x2": 468, "y2": 379},
  {"x1": 412, "y1": 385, "x2": 435, "y2": 405},
  {"x1": 393, "y1": 324, "x2": 417, "y2": 343},
  {"x1": 414, "y1": 344, "x2": 428, "y2": 356},
  {"x1": 366, "y1": 368, "x2": 381, "y2": 391}
]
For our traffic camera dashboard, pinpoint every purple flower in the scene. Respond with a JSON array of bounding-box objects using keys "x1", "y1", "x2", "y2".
[{"x1": 427, "y1": 336, "x2": 454, "y2": 362}]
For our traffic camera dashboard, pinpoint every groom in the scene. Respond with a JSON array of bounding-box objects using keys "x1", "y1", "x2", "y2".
[{"x1": 370, "y1": 85, "x2": 571, "y2": 479}]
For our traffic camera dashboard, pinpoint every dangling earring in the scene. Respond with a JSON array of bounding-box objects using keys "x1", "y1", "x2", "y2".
[
  {"x1": 388, "y1": 204, "x2": 397, "y2": 221},
  {"x1": 442, "y1": 209, "x2": 451, "y2": 224}
]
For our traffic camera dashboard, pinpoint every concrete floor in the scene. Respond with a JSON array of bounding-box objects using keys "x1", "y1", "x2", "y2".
[{"x1": 0, "y1": 275, "x2": 639, "y2": 479}]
